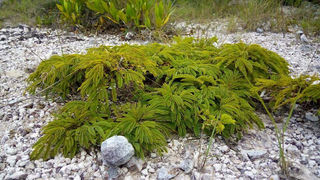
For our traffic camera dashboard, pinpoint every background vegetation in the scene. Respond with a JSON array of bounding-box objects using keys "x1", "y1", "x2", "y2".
[
  {"x1": 0, "y1": 0, "x2": 59, "y2": 27},
  {"x1": 173, "y1": 0, "x2": 320, "y2": 36},
  {"x1": 0, "y1": 0, "x2": 319, "y2": 36}
]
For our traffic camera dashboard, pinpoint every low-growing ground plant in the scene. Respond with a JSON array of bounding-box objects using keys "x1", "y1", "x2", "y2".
[
  {"x1": 26, "y1": 37, "x2": 287, "y2": 159},
  {"x1": 26, "y1": 37, "x2": 320, "y2": 177}
]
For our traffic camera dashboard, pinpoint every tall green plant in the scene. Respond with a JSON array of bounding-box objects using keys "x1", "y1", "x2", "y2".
[
  {"x1": 57, "y1": 0, "x2": 87, "y2": 24},
  {"x1": 86, "y1": 0, "x2": 174, "y2": 29}
]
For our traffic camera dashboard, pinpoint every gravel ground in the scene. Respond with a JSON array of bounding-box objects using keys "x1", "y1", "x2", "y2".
[{"x1": 0, "y1": 24, "x2": 320, "y2": 180}]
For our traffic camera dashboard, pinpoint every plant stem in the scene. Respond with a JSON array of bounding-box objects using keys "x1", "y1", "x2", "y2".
[
  {"x1": 255, "y1": 94, "x2": 284, "y2": 165},
  {"x1": 253, "y1": 86, "x2": 301, "y2": 176},
  {"x1": 200, "y1": 123, "x2": 217, "y2": 170},
  {"x1": 280, "y1": 88, "x2": 301, "y2": 175},
  {"x1": 200, "y1": 113, "x2": 220, "y2": 170},
  {"x1": 247, "y1": 78, "x2": 285, "y2": 175}
]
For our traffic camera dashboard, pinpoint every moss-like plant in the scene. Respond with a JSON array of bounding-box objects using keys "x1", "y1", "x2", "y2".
[{"x1": 27, "y1": 37, "x2": 297, "y2": 160}]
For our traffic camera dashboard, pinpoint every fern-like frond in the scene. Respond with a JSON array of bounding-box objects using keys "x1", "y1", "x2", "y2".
[
  {"x1": 112, "y1": 102, "x2": 171, "y2": 158},
  {"x1": 30, "y1": 101, "x2": 115, "y2": 160},
  {"x1": 254, "y1": 75, "x2": 320, "y2": 109}
]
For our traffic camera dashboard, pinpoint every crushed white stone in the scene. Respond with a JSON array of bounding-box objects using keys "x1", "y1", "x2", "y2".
[{"x1": 0, "y1": 24, "x2": 319, "y2": 179}]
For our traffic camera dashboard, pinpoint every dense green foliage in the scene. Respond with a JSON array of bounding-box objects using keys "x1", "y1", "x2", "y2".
[
  {"x1": 255, "y1": 75, "x2": 320, "y2": 112},
  {"x1": 31, "y1": 101, "x2": 115, "y2": 159},
  {"x1": 57, "y1": 0, "x2": 86, "y2": 25},
  {"x1": 56, "y1": 0, "x2": 174, "y2": 29},
  {"x1": 26, "y1": 37, "x2": 298, "y2": 160}
]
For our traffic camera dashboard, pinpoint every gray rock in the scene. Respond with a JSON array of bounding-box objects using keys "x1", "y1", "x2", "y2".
[
  {"x1": 89, "y1": 40, "x2": 97, "y2": 45},
  {"x1": 107, "y1": 166, "x2": 120, "y2": 180},
  {"x1": 0, "y1": 173, "x2": 6, "y2": 180},
  {"x1": 202, "y1": 166, "x2": 214, "y2": 176},
  {"x1": 286, "y1": 144, "x2": 300, "y2": 156},
  {"x1": 179, "y1": 159, "x2": 193, "y2": 173},
  {"x1": 126, "y1": 157, "x2": 145, "y2": 172},
  {"x1": 270, "y1": 174, "x2": 280, "y2": 180},
  {"x1": 219, "y1": 145, "x2": 229, "y2": 153},
  {"x1": 191, "y1": 170, "x2": 201, "y2": 180},
  {"x1": 213, "y1": 164, "x2": 222, "y2": 172},
  {"x1": 243, "y1": 149, "x2": 267, "y2": 161},
  {"x1": 201, "y1": 173, "x2": 212, "y2": 180},
  {"x1": 305, "y1": 112, "x2": 319, "y2": 122},
  {"x1": 6, "y1": 148, "x2": 17, "y2": 155},
  {"x1": 175, "y1": 173, "x2": 191, "y2": 180},
  {"x1": 25, "y1": 162, "x2": 35, "y2": 170},
  {"x1": 17, "y1": 160, "x2": 28, "y2": 167},
  {"x1": 59, "y1": 165, "x2": 71, "y2": 176},
  {"x1": 151, "y1": 153, "x2": 157, "y2": 158},
  {"x1": 74, "y1": 174, "x2": 81, "y2": 180},
  {"x1": 244, "y1": 171, "x2": 254, "y2": 179},
  {"x1": 297, "y1": 30, "x2": 304, "y2": 35},
  {"x1": 288, "y1": 162, "x2": 319, "y2": 180},
  {"x1": 6, "y1": 171, "x2": 28, "y2": 180},
  {"x1": 256, "y1": 28, "x2": 264, "y2": 33},
  {"x1": 6, "y1": 156, "x2": 17, "y2": 167},
  {"x1": 141, "y1": 168, "x2": 148, "y2": 176},
  {"x1": 5, "y1": 70, "x2": 25, "y2": 78},
  {"x1": 101, "y1": 136, "x2": 134, "y2": 166},
  {"x1": 240, "y1": 151, "x2": 250, "y2": 162},
  {"x1": 0, "y1": 35, "x2": 6, "y2": 41},
  {"x1": 300, "y1": 34, "x2": 309, "y2": 44},
  {"x1": 125, "y1": 32, "x2": 135, "y2": 40},
  {"x1": 157, "y1": 167, "x2": 174, "y2": 180},
  {"x1": 26, "y1": 173, "x2": 41, "y2": 179},
  {"x1": 148, "y1": 167, "x2": 156, "y2": 173}
]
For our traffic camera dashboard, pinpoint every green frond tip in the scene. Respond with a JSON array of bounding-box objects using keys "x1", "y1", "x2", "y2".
[
  {"x1": 215, "y1": 42, "x2": 289, "y2": 81},
  {"x1": 112, "y1": 102, "x2": 172, "y2": 159},
  {"x1": 254, "y1": 75, "x2": 320, "y2": 109},
  {"x1": 30, "y1": 100, "x2": 115, "y2": 160}
]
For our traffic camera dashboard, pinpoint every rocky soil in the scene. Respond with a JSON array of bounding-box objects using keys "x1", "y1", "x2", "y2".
[{"x1": 0, "y1": 24, "x2": 320, "y2": 180}]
